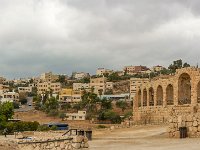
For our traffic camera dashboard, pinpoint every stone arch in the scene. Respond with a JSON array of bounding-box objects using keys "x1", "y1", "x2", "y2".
[
  {"x1": 156, "y1": 85, "x2": 163, "y2": 106},
  {"x1": 143, "y1": 88, "x2": 147, "y2": 106},
  {"x1": 197, "y1": 81, "x2": 200, "y2": 103},
  {"x1": 166, "y1": 84, "x2": 174, "y2": 105},
  {"x1": 138, "y1": 89, "x2": 141, "y2": 107},
  {"x1": 149, "y1": 87, "x2": 154, "y2": 106},
  {"x1": 178, "y1": 73, "x2": 191, "y2": 105}
]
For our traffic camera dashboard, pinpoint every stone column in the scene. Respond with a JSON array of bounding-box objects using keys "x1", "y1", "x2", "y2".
[
  {"x1": 141, "y1": 89, "x2": 144, "y2": 108},
  {"x1": 154, "y1": 88, "x2": 157, "y2": 106},
  {"x1": 163, "y1": 87, "x2": 167, "y2": 107},
  {"x1": 147, "y1": 89, "x2": 150, "y2": 107},
  {"x1": 174, "y1": 80, "x2": 178, "y2": 106},
  {"x1": 191, "y1": 81, "x2": 197, "y2": 105}
]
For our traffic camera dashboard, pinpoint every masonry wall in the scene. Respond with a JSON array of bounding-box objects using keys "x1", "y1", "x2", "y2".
[
  {"x1": 17, "y1": 135, "x2": 89, "y2": 150},
  {"x1": 133, "y1": 67, "x2": 200, "y2": 125},
  {"x1": 168, "y1": 105, "x2": 200, "y2": 138}
]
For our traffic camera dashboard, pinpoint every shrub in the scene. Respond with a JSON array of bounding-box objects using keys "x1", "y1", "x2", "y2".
[
  {"x1": 37, "y1": 125, "x2": 50, "y2": 131},
  {"x1": 97, "y1": 125, "x2": 107, "y2": 129}
]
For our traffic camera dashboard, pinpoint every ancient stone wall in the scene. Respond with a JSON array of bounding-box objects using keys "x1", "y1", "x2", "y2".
[
  {"x1": 17, "y1": 135, "x2": 89, "y2": 150},
  {"x1": 133, "y1": 67, "x2": 200, "y2": 124}
]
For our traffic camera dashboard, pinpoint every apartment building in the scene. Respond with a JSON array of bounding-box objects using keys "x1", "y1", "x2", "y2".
[
  {"x1": 73, "y1": 83, "x2": 90, "y2": 91},
  {"x1": 130, "y1": 78, "x2": 149, "y2": 100},
  {"x1": 124, "y1": 65, "x2": 149, "y2": 75},
  {"x1": 40, "y1": 72, "x2": 59, "y2": 82},
  {"x1": 0, "y1": 84, "x2": 9, "y2": 94},
  {"x1": 65, "y1": 111, "x2": 86, "y2": 121},
  {"x1": 96, "y1": 68, "x2": 113, "y2": 76},
  {"x1": 18, "y1": 87, "x2": 32, "y2": 93},
  {"x1": 37, "y1": 82, "x2": 61, "y2": 94},
  {"x1": 59, "y1": 88, "x2": 82, "y2": 103},
  {"x1": 90, "y1": 77, "x2": 106, "y2": 95},
  {"x1": 0, "y1": 91, "x2": 19, "y2": 103},
  {"x1": 74, "y1": 72, "x2": 90, "y2": 80}
]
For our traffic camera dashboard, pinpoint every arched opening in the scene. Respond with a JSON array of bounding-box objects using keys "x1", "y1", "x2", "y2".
[
  {"x1": 197, "y1": 82, "x2": 200, "y2": 103},
  {"x1": 166, "y1": 84, "x2": 174, "y2": 105},
  {"x1": 143, "y1": 89, "x2": 147, "y2": 106},
  {"x1": 178, "y1": 73, "x2": 191, "y2": 105},
  {"x1": 156, "y1": 85, "x2": 163, "y2": 106},
  {"x1": 138, "y1": 89, "x2": 141, "y2": 107},
  {"x1": 149, "y1": 87, "x2": 154, "y2": 106}
]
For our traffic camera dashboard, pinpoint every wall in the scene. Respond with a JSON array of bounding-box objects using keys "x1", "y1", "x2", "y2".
[{"x1": 17, "y1": 135, "x2": 89, "y2": 150}]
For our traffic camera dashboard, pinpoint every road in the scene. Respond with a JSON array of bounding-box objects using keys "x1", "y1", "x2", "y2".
[{"x1": 14, "y1": 97, "x2": 34, "y2": 112}]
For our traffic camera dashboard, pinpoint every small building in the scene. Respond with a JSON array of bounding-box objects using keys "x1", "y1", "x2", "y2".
[
  {"x1": 100, "y1": 93, "x2": 130, "y2": 101},
  {"x1": 65, "y1": 111, "x2": 86, "y2": 121},
  {"x1": 74, "y1": 72, "x2": 90, "y2": 80},
  {"x1": 96, "y1": 68, "x2": 113, "y2": 76},
  {"x1": 73, "y1": 83, "x2": 90, "y2": 91},
  {"x1": 0, "y1": 91, "x2": 19, "y2": 102},
  {"x1": 18, "y1": 87, "x2": 32, "y2": 93},
  {"x1": 124, "y1": 65, "x2": 149, "y2": 75}
]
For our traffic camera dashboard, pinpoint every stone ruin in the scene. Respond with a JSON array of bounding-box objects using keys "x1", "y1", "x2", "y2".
[
  {"x1": 132, "y1": 67, "x2": 200, "y2": 137},
  {"x1": 168, "y1": 105, "x2": 200, "y2": 138},
  {"x1": 3, "y1": 131, "x2": 89, "y2": 150}
]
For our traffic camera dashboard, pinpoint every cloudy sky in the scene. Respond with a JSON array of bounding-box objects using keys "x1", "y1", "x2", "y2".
[{"x1": 0, "y1": 0, "x2": 200, "y2": 79}]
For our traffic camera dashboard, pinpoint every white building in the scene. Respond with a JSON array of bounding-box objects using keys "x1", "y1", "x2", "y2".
[
  {"x1": 65, "y1": 111, "x2": 86, "y2": 120},
  {"x1": 0, "y1": 91, "x2": 19, "y2": 102},
  {"x1": 18, "y1": 87, "x2": 32, "y2": 93},
  {"x1": 73, "y1": 83, "x2": 90, "y2": 91},
  {"x1": 74, "y1": 72, "x2": 89, "y2": 80}
]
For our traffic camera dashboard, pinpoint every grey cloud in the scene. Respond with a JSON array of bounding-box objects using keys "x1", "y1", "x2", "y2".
[{"x1": 0, "y1": 0, "x2": 200, "y2": 78}]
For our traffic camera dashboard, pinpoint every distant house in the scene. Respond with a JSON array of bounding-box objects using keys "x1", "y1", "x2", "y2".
[
  {"x1": 65, "y1": 111, "x2": 86, "y2": 121},
  {"x1": 124, "y1": 65, "x2": 149, "y2": 75},
  {"x1": 18, "y1": 87, "x2": 32, "y2": 93},
  {"x1": 0, "y1": 91, "x2": 19, "y2": 103}
]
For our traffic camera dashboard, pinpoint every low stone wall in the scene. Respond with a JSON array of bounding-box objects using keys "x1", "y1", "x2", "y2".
[
  {"x1": 168, "y1": 105, "x2": 200, "y2": 138},
  {"x1": 133, "y1": 105, "x2": 192, "y2": 125},
  {"x1": 17, "y1": 135, "x2": 89, "y2": 150}
]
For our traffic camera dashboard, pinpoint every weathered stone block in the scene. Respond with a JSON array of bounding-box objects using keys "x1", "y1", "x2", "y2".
[
  {"x1": 193, "y1": 127, "x2": 198, "y2": 132},
  {"x1": 186, "y1": 115, "x2": 193, "y2": 122},
  {"x1": 193, "y1": 121, "x2": 198, "y2": 127},
  {"x1": 186, "y1": 122, "x2": 193, "y2": 127}
]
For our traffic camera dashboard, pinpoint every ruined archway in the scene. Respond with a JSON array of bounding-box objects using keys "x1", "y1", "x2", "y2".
[
  {"x1": 143, "y1": 89, "x2": 147, "y2": 106},
  {"x1": 149, "y1": 87, "x2": 154, "y2": 106},
  {"x1": 138, "y1": 89, "x2": 141, "y2": 107},
  {"x1": 166, "y1": 84, "x2": 174, "y2": 105},
  {"x1": 178, "y1": 73, "x2": 191, "y2": 105},
  {"x1": 156, "y1": 85, "x2": 163, "y2": 106},
  {"x1": 197, "y1": 81, "x2": 200, "y2": 103}
]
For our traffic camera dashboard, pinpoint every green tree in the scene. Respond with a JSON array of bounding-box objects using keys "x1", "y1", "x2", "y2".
[
  {"x1": 101, "y1": 98, "x2": 112, "y2": 110},
  {"x1": 57, "y1": 75, "x2": 66, "y2": 83},
  {"x1": 44, "y1": 97, "x2": 59, "y2": 113},
  {"x1": 183, "y1": 62, "x2": 190, "y2": 68},
  {"x1": 61, "y1": 103, "x2": 71, "y2": 111},
  {"x1": 0, "y1": 102, "x2": 14, "y2": 121},
  {"x1": 116, "y1": 100, "x2": 128, "y2": 112}
]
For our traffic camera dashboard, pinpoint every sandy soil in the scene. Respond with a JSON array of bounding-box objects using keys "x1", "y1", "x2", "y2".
[{"x1": 89, "y1": 125, "x2": 200, "y2": 150}]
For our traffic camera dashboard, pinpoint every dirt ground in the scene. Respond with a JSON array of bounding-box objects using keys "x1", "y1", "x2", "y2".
[
  {"x1": 89, "y1": 125, "x2": 200, "y2": 150},
  {"x1": 14, "y1": 110, "x2": 102, "y2": 129}
]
